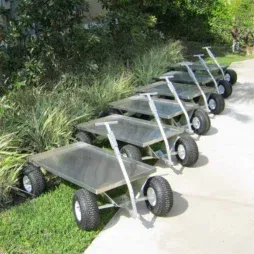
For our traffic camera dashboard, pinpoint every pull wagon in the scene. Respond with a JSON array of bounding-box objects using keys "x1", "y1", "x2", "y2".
[
  {"x1": 76, "y1": 114, "x2": 199, "y2": 167},
  {"x1": 20, "y1": 122, "x2": 174, "y2": 231},
  {"x1": 136, "y1": 80, "x2": 225, "y2": 115},
  {"x1": 108, "y1": 93, "x2": 210, "y2": 136},
  {"x1": 168, "y1": 46, "x2": 237, "y2": 86}
]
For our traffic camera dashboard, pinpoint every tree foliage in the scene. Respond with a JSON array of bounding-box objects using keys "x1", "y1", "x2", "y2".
[{"x1": 210, "y1": 0, "x2": 254, "y2": 44}]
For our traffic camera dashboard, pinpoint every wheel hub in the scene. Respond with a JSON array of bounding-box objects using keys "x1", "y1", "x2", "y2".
[
  {"x1": 122, "y1": 153, "x2": 128, "y2": 158},
  {"x1": 74, "y1": 201, "x2": 82, "y2": 221},
  {"x1": 23, "y1": 176, "x2": 32, "y2": 193},
  {"x1": 208, "y1": 99, "x2": 217, "y2": 110},
  {"x1": 225, "y1": 73, "x2": 231, "y2": 82},
  {"x1": 192, "y1": 117, "x2": 201, "y2": 130},
  {"x1": 177, "y1": 144, "x2": 186, "y2": 160},
  {"x1": 147, "y1": 187, "x2": 157, "y2": 206},
  {"x1": 218, "y1": 85, "x2": 225, "y2": 95}
]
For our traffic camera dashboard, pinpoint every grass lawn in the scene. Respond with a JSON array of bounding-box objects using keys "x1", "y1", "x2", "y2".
[
  {"x1": 0, "y1": 183, "x2": 116, "y2": 254},
  {"x1": 207, "y1": 53, "x2": 254, "y2": 65},
  {"x1": 0, "y1": 43, "x2": 253, "y2": 254}
]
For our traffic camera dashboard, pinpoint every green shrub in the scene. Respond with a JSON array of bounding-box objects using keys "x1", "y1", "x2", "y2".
[
  {"x1": 0, "y1": 134, "x2": 28, "y2": 200},
  {"x1": 132, "y1": 41, "x2": 184, "y2": 85}
]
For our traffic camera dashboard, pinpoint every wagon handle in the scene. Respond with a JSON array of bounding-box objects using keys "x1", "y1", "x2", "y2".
[
  {"x1": 139, "y1": 93, "x2": 173, "y2": 165},
  {"x1": 159, "y1": 76, "x2": 193, "y2": 134},
  {"x1": 96, "y1": 121, "x2": 138, "y2": 219},
  {"x1": 139, "y1": 92, "x2": 158, "y2": 97},
  {"x1": 193, "y1": 54, "x2": 205, "y2": 57},
  {"x1": 183, "y1": 63, "x2": 211, "y2": 113},
  {"x1": 179, "y1": 61, "x2": 193, "y2": 66},
  {"x1": 194, "y1": 54, "x2": 220, "y2": 94},
  {"x1": 202, "y1": 46, "x2": 225, "y2": 79},
  {"x1": 95, "y1": 121, "x2": 118, "y2": 127},
  {"x1": 202, "y1": 46, "x2": 211, "y2": 49}
]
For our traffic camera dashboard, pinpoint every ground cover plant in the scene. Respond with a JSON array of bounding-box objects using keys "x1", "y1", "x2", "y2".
[
  {"x1": 0, "y1": 40, "x2": 183, "y2": 253},
  {"x1": 0, "y1": 0, "x2": 254, "y2": 252}
]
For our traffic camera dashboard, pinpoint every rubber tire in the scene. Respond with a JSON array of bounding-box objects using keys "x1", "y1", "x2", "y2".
[
  {"x1": 208, "y1": 93, "x2": 225, "y2": 115},
  {"x1": 225, "y1": 69, "x2": 237, "y2": 85},
  {"x1": 143, "y1": 176, "x2": 173, "y2": 216},
  {"x1": 75, "y1": 131, "x2": 91, "y2": 144},
  {"x1": 120, "y1": 145, "x2": 142, "y2": 162},
  {"x1": 99, "y1": 108, "x2": 121, "y2": 118},
  {"x1": 72, "y1": 189, "x2": 100, "y2": 231},
  {"x1": 218, "y1": 80, "x2": 232, "y2": 98},
  {"x1": 21, "y1": 165, "x2": 46, "y2": 197},
  {"x1": 175, "y1": 136, "x2": 199, "y2": 167},
  {"x1": 191, "y1": 109, "x2": 211, "y2": 135}
]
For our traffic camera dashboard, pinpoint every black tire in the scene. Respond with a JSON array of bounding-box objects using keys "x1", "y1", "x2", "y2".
[
  {"x1": 143, "y1": 176, "x2": 173, "y2": 216},
  {"x1": 225, "y1": 69, "x2": 237, "y2": 85},
  {"x1": 175, "y1": 136, "x2": 199, "y2": 167},
  {"x1": 120, "y1": 145, "x2": 142, "y2": 162},
  {"x1": 218, "y1": 80, "x2": 232, "y2": 98},
  {"x1": 72, "y1": 189, "x2": 99, "y2": 231},
  {"x1": 99, "y1": 108, "x2": 121, "y2": 118},
  {"x1": 191, "y1": 109, "x2": 211, "y2": 135},
  {"x1": 208, "y1": 93, "x2": 225, "y2": 115},
  {"x1": 21, "y1": 165, "x2": 46, "y2": 197},
  {"x1": 75, "y1": 131, "x2": 91, "y2": 144}
]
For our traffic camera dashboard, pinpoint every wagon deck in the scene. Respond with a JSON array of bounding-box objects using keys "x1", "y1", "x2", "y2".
[
  {"x1": 136, "y1": 81, "x2": 215, "y2": 100},
  {"x1": 160, "y1": 71, "x2": 222, "y2": 86},
  {"x1": 168, "y1": 63, "x2": 228, "y2": 73},
  {"x1": 110, "y1": 96, "x2": 198, "y2": 119},
  {"x1": 77, "y1": 115, "x2": 183, "y2": 147},
  {"x1": 28, "y1": 142, "x2": 156, "y2": 194}
]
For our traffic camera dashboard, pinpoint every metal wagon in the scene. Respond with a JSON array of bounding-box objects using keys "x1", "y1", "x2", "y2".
[
  {"x1": 76, "y1": 114, "x2": 199, "y2": 167},
  {"x1": 107, "y1": 89, "x2": 210, "y2": 136},
  {"x1": 20, "y1": 122, "x2": 174, "y2": 231},
  {"x1": 137, "y1": 76, "x2": 225, "y2": 115}
]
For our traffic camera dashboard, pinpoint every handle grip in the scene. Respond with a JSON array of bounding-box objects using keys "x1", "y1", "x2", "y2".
[
  {"x1": 95, "y1": 121, "x2": 118, "y2": 127},
  {"x1": 139, "y1": 92, "x2": 158, "y2": 97},
  {"x1": 194, "y1": 54, "x2": 205, "y2": 57},
  {"x1": 158, "y1": 75, "x2": 174, "y2": 79}
]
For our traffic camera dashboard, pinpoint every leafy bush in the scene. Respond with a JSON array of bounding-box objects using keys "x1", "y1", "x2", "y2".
[
  {"x1": 209, "y1": 0, "x2": 254, "y2": 45},
  {"x1": 0, "y1": 134, "x2": 28, "y2": 199},
  {"x1": 132, "y1": 41, "x2": 184, "y2": 85},
  {"x1": 0, "y1": 70, "x2": 138, "y2": 199}
]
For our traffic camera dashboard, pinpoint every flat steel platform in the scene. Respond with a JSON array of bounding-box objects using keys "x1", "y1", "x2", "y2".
[
  {"x1": 28, "y1": 142, "x2": 156, "y2": 194},
  {"x1": 136, "y1": 81, "x2": 215, "y2": 100},
  {"x1": 160, "y1": 71, "x2": 222, "y2": 85},
  {"x1": 77, "y1": 114, "x2": 183, "y2": 147},
  {"x1": 168, "y1": 63, "x2": 228, "y2": 73},
  {"x1": 110, "y1": 96, "x2": 198, "y2": 119}
]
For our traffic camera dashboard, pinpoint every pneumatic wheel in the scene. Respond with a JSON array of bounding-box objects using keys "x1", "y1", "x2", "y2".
[
  {"x1": 191, "y1": 109, "x2": 211, "y2": 135},
  {"x1": 75, "y1": 131, "x2": 92, "y2": 144},
  {"x1": 218, "y1": 80, "x2": 232, "y2": 98},
  {"x1": 225, "y1": 69, "x2": 237, "y2": 85},
  {"x1": 73, "y1": 189, "x2": 99, "y2": 231},
  {"x1": 99, "y1": 108, "x2": 122, "y2": 118},
  {"x1": 120, "y1": 144, "x2": 142, "y2": 162},
  {"x1": 175, "y1": 136, "x2": 199, "y2": 167},
  {"x1": 208, "y1": 93, "x2": 225, "y2": 115},
  {"x1": 21, "y1": 165, "x2": 46, "y2": 197},
  {"x1": 143, "y1": 176, "x2": 173, "y2": 216}
]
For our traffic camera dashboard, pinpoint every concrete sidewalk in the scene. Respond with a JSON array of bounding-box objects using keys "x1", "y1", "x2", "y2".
[{"x1": 85, "y1": 59, "x2": 254, "y2": 254}]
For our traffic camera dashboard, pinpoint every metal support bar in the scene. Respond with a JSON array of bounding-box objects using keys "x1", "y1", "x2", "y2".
[
  {"x1": 183, "y1": 63, "x2": 210, "y2": 113},
  {"x1": 139, "y1": 93, "x2": 173, "y2": 165},
  {"x1": 160, "y1": 75, "x2": 193, "y2": 134},
  {"x1": 194, "y1": 54, "x2": 220, "y2": 94},
  {"x1": 203, "y1": 46, "x2": 225, "y2": 79},
  {"x1": 95, "y1": 121, "x2": 138, "y2": 218}
]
